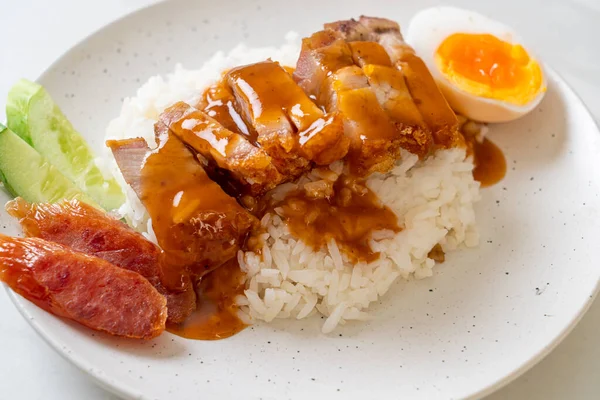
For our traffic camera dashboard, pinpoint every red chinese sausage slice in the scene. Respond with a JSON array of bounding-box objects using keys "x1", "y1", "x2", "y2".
[
  {"x1": 0, "y1": 235, "x2": 167, "y2": 339},
  {"x1": 6, "y1": 197, "x2": 196, "y2": 324},
  {"x1": 7, "y1": 198, "x2": 163, "y2": 280}
]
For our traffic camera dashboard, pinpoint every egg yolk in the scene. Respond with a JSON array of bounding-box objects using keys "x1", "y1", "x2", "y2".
[{"x1": 435, "y1": 33, "x2": 544, "y2": 106}]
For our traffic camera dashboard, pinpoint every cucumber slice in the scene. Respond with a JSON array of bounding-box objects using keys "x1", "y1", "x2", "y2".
[
  {"x1": 6, "y1": 79, "x2": 124, "y2": 210},
  {"x1": 0, "y1": 124, "x2": 94, "y2": 205}
]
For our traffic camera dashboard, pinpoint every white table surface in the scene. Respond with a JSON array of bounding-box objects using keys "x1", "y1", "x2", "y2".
[{"x1": 1, "y1": 0, "x2": 599, "y2": 399}]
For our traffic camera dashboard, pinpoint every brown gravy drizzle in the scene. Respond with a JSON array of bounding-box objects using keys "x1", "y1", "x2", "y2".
[
  {"x1": 197, "y1": 79, "x2": 259, "y2": 145},
  {"x1": 472, "y1": 138, "x2": 506, "y2": 188},
  {"x1": 140, "y1": 127, "x2": 247, "y2": 277},
  {"x1": 275, "y1": 175, "x2": 401, "y2": 263},
  {"x1": 167, "y1": 259, "x2": 246, "y2": 340},
  {"x1": 140, "y1": 127, "x2": 253, "y2": 340}
]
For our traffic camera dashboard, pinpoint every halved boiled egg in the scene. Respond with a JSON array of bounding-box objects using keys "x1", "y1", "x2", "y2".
[{"x1": 406, "y1": 7, "x2": 546, "y2": 123}]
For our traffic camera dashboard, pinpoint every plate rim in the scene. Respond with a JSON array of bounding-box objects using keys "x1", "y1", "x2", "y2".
[
  {"x1": 4, "y1": 1, "x2": 600, "y2": 399},
  {"x1": 468, "y1": 64, "x2": 600, "y2": 400}
]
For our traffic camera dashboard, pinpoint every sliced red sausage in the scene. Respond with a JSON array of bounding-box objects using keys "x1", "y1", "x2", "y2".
[
  {"x1": 0, "y1": 234, "x2": 167, "y2": 339},
  {"x1": 7, "y1": 198, "x2": 196, "y2": 324}
]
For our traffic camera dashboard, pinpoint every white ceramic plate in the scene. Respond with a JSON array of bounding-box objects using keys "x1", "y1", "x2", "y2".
[{"x1": 3, "y1": 1, "x2": 600, "y2": 399}]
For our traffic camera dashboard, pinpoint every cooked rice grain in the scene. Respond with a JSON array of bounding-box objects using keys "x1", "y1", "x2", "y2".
[{"x1": 240, "y1": 149, "x2": 480, "y2": 333}]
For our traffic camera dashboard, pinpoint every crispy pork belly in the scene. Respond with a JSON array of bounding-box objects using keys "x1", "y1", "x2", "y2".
[
  {"x1": 344, "y1": 40, "x2": 433, "y2": 155},
  {"x1": 320, "y1": 65, "x2": 402, "y2": 173},
  {"x1": 0, "y1": 235, "x2": 167, "y2": 339},
  {"x1": 348, "y1": 41, "x2": 392, "y2": 67},
  {"x1": 7, "y1": 197, "x2": 196, "y2": 324},
  {"x1": 297, "y1": 112, "x2": 349, "y2": 166},
  {"x1": 362, "y1": 64, "x2": 432, "y2": 155},
  {"x1": 323, "y1": 19, "x2": 375, "y2": 41},
  {"x1": 295, "y1": 28, "x2": 433, "y2": 161},
  {"x1": 106, "y1": 137, "x2": 147, "y2": 195},
  {"x1": 227, "y1": 60, "x2": 348, "y2": 170},
  {"x1": 328, "y1": 16, "x2": 462, "y2": 148},
  {"x1": 107, "y1": 127, "x2": 257, "y2": 275},
  {"x1": 318, "y1": 65, "x2": 369, "y2": 111},
  {"x1": 378, "y1": 34, "x2": 461, "y2": 147},
  {"x1": 295, "y1": 37, "x2": 402, "y2": 174},
  {"x1": 337, "y1": 85, "x2": 400, "y2": 174},
  {"x1": 318, "y1": 65, "x2": 401, "y2": 173},
  {"x1": 356, "y1": 16, "x2": 402, "y2": 36},
  {"x1": 227, "y1": 61, "x2": 309, "y2": 176},
  {"x1": 294, "y1": 30, "x2": 355, "y2": 101},
  {"x1": 197, "y1": 80, "x2": 257, "y2": 142},
  {"x1": 160, "y1": 101, "x2": 283, "y2": 195}
]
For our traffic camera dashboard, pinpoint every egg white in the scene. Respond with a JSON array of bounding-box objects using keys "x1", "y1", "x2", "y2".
[{"x1": 405, "y1": 6, "x2": 546, "y2": 123}]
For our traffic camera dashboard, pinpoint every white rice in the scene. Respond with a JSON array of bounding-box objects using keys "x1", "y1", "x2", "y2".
[
  {"x1": 105, "y1": 34, "x2": 481, "y2": 334},
  {"x1": 238, "y1": 149, "x2": 480, "y2": 332}
]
